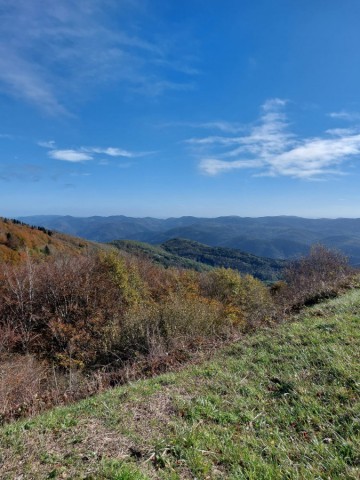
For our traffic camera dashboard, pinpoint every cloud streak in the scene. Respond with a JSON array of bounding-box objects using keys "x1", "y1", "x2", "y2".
[
  {"x1": 0, "y1": 0, "x2": 197, "y2": 114},
  {"x1": 329, "y1": 110, "x2": 360, "y2": 121},
  {"x1": 83, "y1": 147, "x2": 135, "y2": 158},
  {"x1": 41, "y1": 143, "x2": 147, "y2": 162},
  {"x1": 49, "y1": 150, "x2": 93, "y2": 162},
  {"x1": 190, "y1": 99, "x2": 360, "y2": 179}
]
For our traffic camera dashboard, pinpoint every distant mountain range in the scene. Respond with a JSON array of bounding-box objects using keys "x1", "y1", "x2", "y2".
[
  {"x1": 18, "y1": 215, "x2": 360, "y2": 265},
  {"x1": 0, "y1": 217, "x2": 284, "y2": 281}
]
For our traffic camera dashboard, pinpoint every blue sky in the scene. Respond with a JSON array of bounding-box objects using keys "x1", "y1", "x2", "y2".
[{"x1": 1, "y1": 0, "x2": 360, "y2": 218}]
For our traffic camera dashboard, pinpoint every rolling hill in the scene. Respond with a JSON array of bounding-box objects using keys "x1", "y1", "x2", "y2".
[
  {"x1": 161, "y1": 238, "x2": 285, "y2": 280},
  {"x1": 19, "y1": 214, "x2": 360, "y2": 265},
  {"x1": 110, "y1": 239, "x2": 212, "y2": 272},
  {"x1": 0, "y1": 219, "x2": 283, "y2": 281},
  {"x1": 0, "y1": 217, "x2": 99, "y2": 263},
  {"x1": 110, "y1": 238, "x2": 285, "y2": 281}
]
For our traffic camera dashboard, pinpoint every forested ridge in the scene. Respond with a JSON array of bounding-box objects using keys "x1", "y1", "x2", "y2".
[{"x1": 110, "y1": 238, "x2": 285, "y2": 281}]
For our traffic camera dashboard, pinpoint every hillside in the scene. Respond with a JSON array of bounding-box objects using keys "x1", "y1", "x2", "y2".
[
  {"x1": 19, "y1": 214, "x2": 360, "y2": 265},
  {"x1": 110, "y1": 238, "x2": 285, "y2": 280},
  {"x1": 161, "y1": 238, "x2": 285, "y2": 281},
  {"x1": 110, "y1": 239, "x2": 211, "y2": 272},
  {"x1": 0, "y1": 219, "x2": 284, "y2": 280},
  {"x1": 1, "y1": 290, "x2": 359, "y2": 479},
  {"x1": 0, "y1": 218, "x2": 99, "y2": 263}
]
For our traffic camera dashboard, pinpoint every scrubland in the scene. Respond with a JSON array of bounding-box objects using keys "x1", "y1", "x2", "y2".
[
  {"x1": 0, "y1": 220, "x2": 358, "y2": 478},
  {"x1": 0, "y1": 287, "x2": 359, "y2": 479}
]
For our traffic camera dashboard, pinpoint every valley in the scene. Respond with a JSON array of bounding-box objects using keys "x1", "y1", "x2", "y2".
[{"x1": 20, "y1": 215, "x2": 360, "y2": 265}]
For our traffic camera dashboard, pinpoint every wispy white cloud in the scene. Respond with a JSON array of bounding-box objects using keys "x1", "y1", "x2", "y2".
[
  {"x1": 186, "y1": 135, "x2": 241, "y2": 146},
  {"x1": 44, "y1": 143, "x2": 146, "y2": 162},
  {"x1": 83, "y1": 147, "x2": 135, "y2": 158},
  {"x1": 264, "y1": 133, "x2": 360, "y2": 178},
  {"x1": 162, "y1": 120, "x2": 245, "y2": 134},
  {"x1": 194, "y1": 122, "x2": 245, "y2": 134},
  {"x1": 193, "y1": 99, "x2": 360, "y2": 179},
  {"x1": 329, "y1": 110, "x2": 360, "y2": 121},
  {"x1": 38, "y1": 140, "x2": 56, "y2": 148},
  {"x1": 0, "y1": 44, "x2": 68, "y2": 115},
  {"x1": 86, "y1": 146, "x2": 155, "y2": 158},
  {"x1": 49, "y1": 149, "x2": 93, "y2": 162},
  {"x1": 199, "y1": 158, "x2": 263, "y2": 175},
  {"x1": 262, "y1": 98, "x2": 288, "y2": 111},
  {"x1": 325, "y1": 128, "x2": 356, "y2": 136},
  {"x1": 0, "y1": 0, "x2": 198, "y2": 114}
]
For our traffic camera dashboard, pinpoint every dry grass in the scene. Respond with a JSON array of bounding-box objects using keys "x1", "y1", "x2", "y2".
[{"x1": 0, "y1": 355, "x2": 49, "y2": 421}]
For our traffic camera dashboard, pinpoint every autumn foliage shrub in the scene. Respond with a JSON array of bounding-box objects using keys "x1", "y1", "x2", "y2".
[
  {"x1": 115, "y1": 294, "x2": 224, "y2": 359},
  {"x1": 0, "y1": 245, "x2": 351, "y2": 369},
  {"x1": 272, "y1": 244, "x2": 353, "y2": 313},
  {"x1": 0, "y1": 252, "x2": 142, "y2": 367},
  {"x1": 200, "y1": 268, "x2": 275, "y2": 328},
  {"x1": 0, "y1": 243, "x2": 354, "y2": 423}
]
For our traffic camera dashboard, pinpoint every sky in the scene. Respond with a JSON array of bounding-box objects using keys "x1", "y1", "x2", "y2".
[{"x1": 1, "y1": 0, "x2": 360, "y2": 218}]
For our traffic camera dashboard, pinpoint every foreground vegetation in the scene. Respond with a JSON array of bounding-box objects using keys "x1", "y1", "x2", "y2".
[
  {"x1": 0, "y1": 214, "x2": 354, "y2": 423},
  {"x1": 1, "y1": 290, "x2": 359, "y2": 479}
]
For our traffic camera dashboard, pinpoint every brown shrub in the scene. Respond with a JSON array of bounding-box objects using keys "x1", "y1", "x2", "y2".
[
  {"x1": 0, "y1": 252, "x2": 138, "y2": 367},
  {"x1": 0, "y1": 323, "x2": 21, "y2": 357},
  {"x1": 273, "y1": 244, "x2": 353, "y2": 314},
  {"x1": 0, "y1": 251, "x2": 280, "y2": 423},
  {"x1": 0, "y1": 355, "x2": 49, "y2": 421}
]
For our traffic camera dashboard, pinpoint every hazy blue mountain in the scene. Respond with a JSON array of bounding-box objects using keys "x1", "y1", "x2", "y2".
[{"x1": 19, "y1": 215, "x2": 360, "y2": 265}]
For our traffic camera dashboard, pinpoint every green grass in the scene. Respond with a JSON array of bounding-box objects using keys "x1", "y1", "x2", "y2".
[{"x1": 1, "y1": 290, "x2": 359, "y2": 479}]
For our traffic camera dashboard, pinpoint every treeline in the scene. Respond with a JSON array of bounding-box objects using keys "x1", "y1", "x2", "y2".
[
  {"x1": 1, "y1": 217, "x2": 53, "y2": 237},
  {"x1": 161, "y1": 238, "x2": 285, "y2": 281},
  {"x1": 0, "y1": 245, "x2": 354, "y2": 423}
]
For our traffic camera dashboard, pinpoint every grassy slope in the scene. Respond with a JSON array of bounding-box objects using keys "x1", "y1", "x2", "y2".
[{"x1": 1, "y1": 291, "x2": 359, "y2": 479}]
